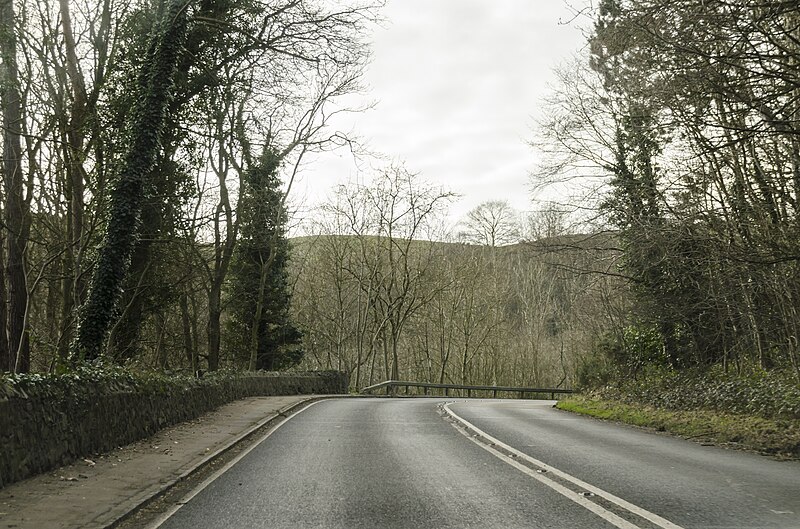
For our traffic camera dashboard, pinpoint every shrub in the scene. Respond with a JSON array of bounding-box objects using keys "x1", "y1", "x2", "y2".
[{"x1": 593, "y1": 367, "x2": 800, "y2": 420}]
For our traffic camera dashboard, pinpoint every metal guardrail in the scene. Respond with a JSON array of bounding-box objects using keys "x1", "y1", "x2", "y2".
[{"x1": 360, "y1": 380, "x2": 575, "y2": 400}]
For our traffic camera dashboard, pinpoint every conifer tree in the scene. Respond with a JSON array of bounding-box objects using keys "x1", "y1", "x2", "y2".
[{"x1": 229, "y1": 149, "x2": 303, "y2": 371}]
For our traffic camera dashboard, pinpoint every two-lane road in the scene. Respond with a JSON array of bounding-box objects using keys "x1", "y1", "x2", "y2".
[{"x1": 150, "y1": 398, "x2": 800, "y2": 529}]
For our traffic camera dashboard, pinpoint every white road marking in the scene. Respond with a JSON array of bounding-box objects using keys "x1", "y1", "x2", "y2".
[
  {"x1": 449, "y1": 424, "x2": 641, "y2": 529},
  {"x1": 145, "y1": 400, "x2": 324, "y2": 529},
  {"x1": 443, "y1": 402, "x2": 685, "y2": 529}
]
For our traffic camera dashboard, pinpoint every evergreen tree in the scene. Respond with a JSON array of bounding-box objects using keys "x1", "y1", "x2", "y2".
[{"x1": 229, "y1": 149, "x2": 303, "y2": 371}]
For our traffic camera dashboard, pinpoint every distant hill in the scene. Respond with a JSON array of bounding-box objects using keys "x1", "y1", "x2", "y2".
[{"x1": 288, "y1": 230, "x2": 627, "y2": 389}]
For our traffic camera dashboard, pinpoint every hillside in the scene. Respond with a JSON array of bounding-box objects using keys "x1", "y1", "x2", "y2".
[{"x1": 288, "y1": 232, "x2": 625, "y2": 389}]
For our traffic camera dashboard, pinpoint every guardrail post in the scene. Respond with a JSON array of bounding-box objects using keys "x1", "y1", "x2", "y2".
[{"x1": 445, "y1": 387, "x2": 449, "y2": 396}]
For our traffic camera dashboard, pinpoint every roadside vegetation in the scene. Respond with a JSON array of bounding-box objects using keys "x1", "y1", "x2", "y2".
[
  {"x1": 291, "y1": 205, "x2": 620, "y2": 389},
  {"x1": 558, "y1": 366, "x2": 800, "y2": 458},
  {"x1": 539, "y1": 0, "x2": 800, "y2": 456},
  {"x1": 1, "y1": 0, "x2": 799, "y2": 455},
  {"x1": 557, "y1": 397, "x2": 800, "y2": 459},
  {"x1": 0, "y1": 0, "x2": 380, "y2": 376}
]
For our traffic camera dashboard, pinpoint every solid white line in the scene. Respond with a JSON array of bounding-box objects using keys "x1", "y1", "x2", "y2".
[
  {"x1": 443, "y1": 402, "x2": 685, "y2": 529},
  {"x1": 450, "y1": 423, "x2": 641, "y2": 529},
  {"x1": 145, "y1": 400, "x2": 324, "y2": 529}
]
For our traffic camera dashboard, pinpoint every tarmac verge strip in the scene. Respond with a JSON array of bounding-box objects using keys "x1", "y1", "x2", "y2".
[{"x1": 109, "y1": 396, "x2": 332, "y2": 529}]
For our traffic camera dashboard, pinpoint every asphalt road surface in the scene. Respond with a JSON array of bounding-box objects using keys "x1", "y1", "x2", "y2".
[{"x1": 150, "y1": 398, "x2": 800, "y2": 529}]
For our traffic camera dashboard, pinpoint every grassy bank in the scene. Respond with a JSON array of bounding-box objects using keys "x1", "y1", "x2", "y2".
[{"x1": 556, "y1": 396, "x2": 800, "y2": 459}]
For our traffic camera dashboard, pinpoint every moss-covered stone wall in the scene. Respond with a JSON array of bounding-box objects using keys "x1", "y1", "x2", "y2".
[{"x1": 0, "y1": 370, "x2": 347, "y2": 487}]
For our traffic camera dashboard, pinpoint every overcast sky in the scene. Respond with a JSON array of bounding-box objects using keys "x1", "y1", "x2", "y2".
[{"x1": 296, "y1": 0, "x2": 587, "y2": 229}]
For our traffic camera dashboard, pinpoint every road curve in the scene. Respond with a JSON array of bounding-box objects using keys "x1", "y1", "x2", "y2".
[{"x1": 151, "y1": 398, "x2": 800, "y2": 529}]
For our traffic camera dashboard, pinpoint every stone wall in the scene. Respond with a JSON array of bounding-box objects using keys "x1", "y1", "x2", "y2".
[{"x1": 0, "y1": 371, "x2": 347, "y2": 487}]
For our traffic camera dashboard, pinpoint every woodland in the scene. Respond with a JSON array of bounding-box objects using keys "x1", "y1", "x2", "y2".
[
  {"x1": 537, "y1": 0, "x2": 800, "y2": 385},
  {"x1": 1, "y1": 0, "x2": 799, "y2": 394}
]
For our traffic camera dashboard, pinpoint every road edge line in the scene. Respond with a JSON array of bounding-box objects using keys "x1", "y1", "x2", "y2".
[
  {"x1": 443, "y1": 402, "x2": 685, "y2": 529},
  {"x1": 448, "y1": 421, "x2": 641, "y2": 529},
  {"x1": 107, "y1": 396, "x2": 332, "y2": 529},
  {"x1": 142, "y1": 399, "x2": 324, "y2": 529}
]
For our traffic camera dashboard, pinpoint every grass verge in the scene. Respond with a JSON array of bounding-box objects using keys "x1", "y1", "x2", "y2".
[{"x1": 556, "y1": 396, "x2": 800, "y2": 459}]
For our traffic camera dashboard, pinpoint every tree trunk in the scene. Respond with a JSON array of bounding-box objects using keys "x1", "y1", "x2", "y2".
[
  {"x1": 207, "y1": 286, "x2": 221, "y2": 371},
  {"x1": 58, "y1": 243, "x2": 75, "y2": 361},
  {"x1": 73, "y1": 0, "x2": 190, "y2": 361},
  {"x1": 248, "y1": 259, "x2": 270, "y2": 371},
  {"x1": 0, "y1": 227, "x2": 8, "y2": 370},
  {"x1": 1, "y1": 0, "x2": 30, "y2": 373},
  {"x1": 155, "y1": 312, "x2": 168, "y2": 370},
  {"x1": 180, "y1": 292, "x2": 195, "y2": 371},
  {"x1": 390, "y1": 329, "x2": 400, "y2": 381},
  {"x1": 58, "y1": 0, "x2": 88, "y2": 310},
  {"x1": 381, "y1": 327, "x2": 390, "y2": 381},
  {"x1": 205, "y1": 105, "x2": 238, "y2": 371}
]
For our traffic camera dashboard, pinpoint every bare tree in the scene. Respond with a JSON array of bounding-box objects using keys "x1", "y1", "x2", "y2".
[
  {"x1": 457, "y1": 200, "x2": 521, "y2": 247},
  {"x1": 1, "y1": 0, "x2": 32, "y2": 372}
]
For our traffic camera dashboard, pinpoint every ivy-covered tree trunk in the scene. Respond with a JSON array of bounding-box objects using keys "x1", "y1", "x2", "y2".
[
  {"x1": 73, "y1": 0, "x2": 191, "y2": 362},
  {"x1": 247, "y1": 259, "x2": 271, "y2": 371}
]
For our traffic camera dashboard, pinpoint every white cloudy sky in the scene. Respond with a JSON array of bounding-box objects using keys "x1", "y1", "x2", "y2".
[{"x1": 295, "y1": 0, "x2": 588, "y2": 228}]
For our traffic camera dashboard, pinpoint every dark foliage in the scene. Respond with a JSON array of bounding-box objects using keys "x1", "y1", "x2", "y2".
[
  {"x1": 73, "y1": 0, "x2": 191, "y2": 362},
  {"x1": 587, "y1": 0, "x2": 800, "y2": 373},
  {"x1": 587, "y1": 366, "x2": 800, "y2": 421},
  {"x1": 227, "y1": 149, "x2": 303, "y2": 370}
]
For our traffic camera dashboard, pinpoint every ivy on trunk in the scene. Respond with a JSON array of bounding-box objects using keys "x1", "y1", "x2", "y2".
[{"x1": 73, "y1": 0, "x2": 191, "y2": 362}]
